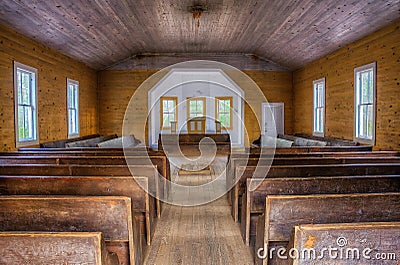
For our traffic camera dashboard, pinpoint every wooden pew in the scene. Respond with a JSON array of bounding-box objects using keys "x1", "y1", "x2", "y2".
[
  {"x1": 231, "y1": 163, "x2": 400, "y2": 222},
  {"x1": 241, "y1": 175, "x2": 400, "y2": 246},
  {"x1": 227, "y1": 152, "x2": 400, "y2": 199},
  {"x1": 65, "y1": 134, "x2": 118, "y2": 148},
  {"x1": 226, "y1": 156, "x2": 400, "y2": 207},
  {"x1": 0, "y1": 149, "x2": 171, "y2": 185},
  {"x1": 0, "y1": 164, "x2": 162, "y2": 217},
  {"x1": 16, "y1": 147, "x2": 155, "y2": 153},
  {"x1": 287, "y1": 222, "x2": 400, "y2": 265},
  {"x1": 40, "y1": 134, "x2": 101, "y2": 148},
  {"x1": 0, "y1": 196, "x2": 140, "y2": 265},
  {"x1": 0, "y1": 175, "x2": 154, "y2": 247},
  {"x1": 228, "y1": 151, "x2": 399, "y2": 160},
  {"x1": 293, "y1": 133, "x2": 360, "y2": 146},
  {"x1": 255, "y1": 193, "x2": 400, "y2": 265},
  {"x1": 0, "y1": 155, "x2": 171, "y2": 195},
  {"x1": 0, "y1": 232, "x2": 119, "y2": 265},
  {"x1": 257, "y1": 146, "x2": 373, "y2": 153}
]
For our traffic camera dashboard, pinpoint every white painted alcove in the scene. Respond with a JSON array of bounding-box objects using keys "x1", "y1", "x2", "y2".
[{"x1": 148, "y1": 69, "x2": 245, "y2": 149}]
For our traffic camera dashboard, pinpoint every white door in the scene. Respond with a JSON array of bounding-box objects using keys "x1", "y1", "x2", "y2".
[{"x1": 262, "y1": 102, "x2": 284, "y2": 136}]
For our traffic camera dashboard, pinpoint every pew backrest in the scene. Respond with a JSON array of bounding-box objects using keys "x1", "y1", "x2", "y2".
[{"x1": 289, "y1": 222, "x2": 400, "y2": 265}]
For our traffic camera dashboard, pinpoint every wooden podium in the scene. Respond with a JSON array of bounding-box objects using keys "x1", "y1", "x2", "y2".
[
  {"x1": 158, "y1": 133, "x2": 231, "y2": 155},
  {"x1": 187, "y1": 117, "x2": 206, "y2": 134}
]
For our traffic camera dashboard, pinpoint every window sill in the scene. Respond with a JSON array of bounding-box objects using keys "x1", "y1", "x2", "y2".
[
  {"x1": 68, "y1": 134, "x2": 80, "y2": 139},
  {"x1": 354, "y1": 137, "x2": 375, "y2": 146},
  {"x1": 16, "y1": 139, "x2": 39, "y2": 148},
  {"x1": 313, "y1": 132, "x2": 324, "y2": 137}
]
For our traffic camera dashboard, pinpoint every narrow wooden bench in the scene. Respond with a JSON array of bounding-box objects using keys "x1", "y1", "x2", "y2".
[
  {"x1": 232, "y1": 163, "x2": 400, "y2": 222},
  {"x1": 0, "y1": 196, "x2": 141, "y2": 265},
  {"x1": 263, "y1": 146, "x2": 373, "y2": 152},
  {"x1": 293, "y1": 133, "x2": 360, "y2": 146},
  {"x1": 16, "y1": 147, "x2": 161, "y2": 154},
  {"x1": 241, "y1": 175, "x2": 400, "y2": 246},
  {"x1": 40, "y1": 133, "x2": 101, "y2": 148},
  {"x1": 255, "y1": 193, "x2": 400, "y2": 265},
  {"x1": 287, "y1": 222, "x2": 400, "y2": 265},
  {"x1": 0, "y1": 164, "x2": 162, "y2": 217},
  {"x1": 229, "y1": 150, "x2": 398, "y2": 160},
  {"x1": 0, "y1": 232, "x2": 119, "y2": 265},
  {"x1": 0, "y1": 175, "x2": 154, "y2": 247},
  {"x1": 65, "y1": 134, "x2": 118, "y2": 148}
]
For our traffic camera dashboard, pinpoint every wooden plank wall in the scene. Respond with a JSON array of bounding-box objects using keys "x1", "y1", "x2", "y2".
[
  {"x1": 0, "y1": 24, "x2": 98, "y2": 151},
  {"x1": 97, "y1": 69, "x2": 293, "y2": 146},
  {"x1": 293, "y1": 20, "x2": 400, "y2": 150}
]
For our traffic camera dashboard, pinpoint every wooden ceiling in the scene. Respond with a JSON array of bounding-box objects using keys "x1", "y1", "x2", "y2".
[{"x1": 0, "y1": 0, "x2": 399, "y2": 70}]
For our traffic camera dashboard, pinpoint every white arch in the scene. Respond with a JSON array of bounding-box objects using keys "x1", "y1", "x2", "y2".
[{"x1": 148, "y1": 68, "x2": 245, "y2": 148}]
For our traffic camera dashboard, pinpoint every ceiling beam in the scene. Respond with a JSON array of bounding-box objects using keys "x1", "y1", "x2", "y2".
[{"x1": 102, "y1": 53, "x2": 291, "y2": 71}]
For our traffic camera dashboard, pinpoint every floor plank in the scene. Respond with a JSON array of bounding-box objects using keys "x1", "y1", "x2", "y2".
[{"x1": 144, "y1": 155, "x2": 254, "y2": 265}]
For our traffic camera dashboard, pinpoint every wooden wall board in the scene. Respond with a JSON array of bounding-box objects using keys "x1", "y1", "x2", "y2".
[
  {"x1": 98, "y1": 69, "x2": 293, "y2": 146},
  {"x1": 293, "y1": 21, "x2": 400, "y2": 150},
  {"x1": 0, "y1": 24, "x2": 98, "y2": 151}
]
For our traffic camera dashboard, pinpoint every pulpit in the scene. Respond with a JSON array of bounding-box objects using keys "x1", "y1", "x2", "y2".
[
  {"x1": 187, "y1": 117, "x2": 206, "y2": 134},
  {"x1": 158, "y1": 133, "x2": 231, "y2": 155}
]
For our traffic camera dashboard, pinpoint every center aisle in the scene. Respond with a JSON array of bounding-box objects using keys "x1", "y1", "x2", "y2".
[{"x1": 143, "y1": 156, "x2": 254, "y2": 265}]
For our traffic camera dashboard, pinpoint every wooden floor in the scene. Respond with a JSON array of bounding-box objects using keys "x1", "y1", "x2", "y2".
[{"x1": 144, "y1": 156, "x2": 254, "y2": 265}]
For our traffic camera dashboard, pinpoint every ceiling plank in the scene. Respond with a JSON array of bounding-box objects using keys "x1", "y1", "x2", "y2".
[{"x1": 0, "y1": 0, "x2": 398, "y2": 70}]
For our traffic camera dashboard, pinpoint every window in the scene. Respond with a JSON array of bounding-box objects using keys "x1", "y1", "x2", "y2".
[
  {"x1": 313, "y1": 78, "x2": 325, "y2": 136},
  {"x1": 67, "y1": 79, "x2": 79, "y2": 137},
  {"x1": 215, "y1": 97, "x2": 233, "y2": 129},
  {"x1": 160, "y1": 97, "x2": 177, "y2": 129},
  {"x1": 187, "y1": 97, "x2": 206, "y2": 119},
  {"x1": 354, "y1": 62, "x2": 376, "y2": 144},
  {"x1": 14, "y1": 62, "x2": 38, "y2": 147}
]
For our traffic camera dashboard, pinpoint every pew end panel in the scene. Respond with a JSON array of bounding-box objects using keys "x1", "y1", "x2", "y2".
[{"x1": 0, "y1": 232, "x2": 120, "y2": 265}]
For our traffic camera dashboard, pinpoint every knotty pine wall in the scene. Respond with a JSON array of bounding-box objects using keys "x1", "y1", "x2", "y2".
[
  {"x1": 98, "y1": 69, "x2": 293, "y2": 146},
  {"x1": 0, "y1": 24, "x2": 98, "y2": 151},
  {"x1": 293, "y1": 21, "x2": 400, "y2": 150}
]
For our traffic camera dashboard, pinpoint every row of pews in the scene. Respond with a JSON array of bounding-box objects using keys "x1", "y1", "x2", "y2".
[
  {"x1": 0, "y1": 147, "x2": 171, "y2": 265},
  {"x1": 227, "y1": 149, "x2": 400, "y2": 264}
]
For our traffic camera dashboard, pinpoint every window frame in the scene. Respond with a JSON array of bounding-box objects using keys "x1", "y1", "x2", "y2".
[
  {"x1": 13, "y1": 61, "x2": 39, "y2": 148},
  {"x1": 160, "y1": 96, "x2": 178, "y2": 130},
  {"x1": 215, "y1": 96, "x2": 233, "y2": 130},
  {"x1": 313, "y1": 78, "x2": 325, "y2": 137},
  {"x1": 67, "y1": 78, "x2": 80, "y2": 138},
  {"x1": 187, "y1": 97, "x2": 206, "y2": 119},
  {"x1": 354, "y1": 62, "x2": 376, "y2": 145}
]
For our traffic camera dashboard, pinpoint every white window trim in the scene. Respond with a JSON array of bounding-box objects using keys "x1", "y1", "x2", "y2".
[
  {"x1": 313, "y1": 77, "x2": 326, "y2": 137},
  {"x1": 67, "y1": 78, "x2": 80, "y2": 138},
  {"x1": 353, "y1": 62, "x2": 376, "y2": 145},
  {"x1": 14, "y1": 61, "x2": 39, "y2": 148}
]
